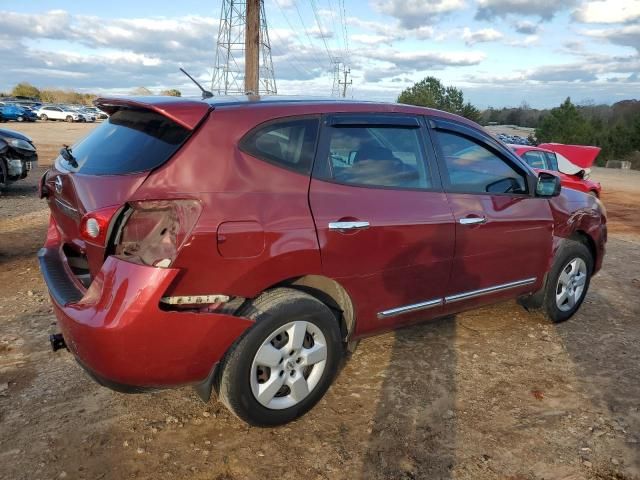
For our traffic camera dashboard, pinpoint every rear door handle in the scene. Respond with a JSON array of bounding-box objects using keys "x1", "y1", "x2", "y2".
[
  {"x1": 459, "y1": 216, "x2": 487, "y2": 225},
  {"x1": 328, "y1": 221, "x2": 370, "y2": 231}
]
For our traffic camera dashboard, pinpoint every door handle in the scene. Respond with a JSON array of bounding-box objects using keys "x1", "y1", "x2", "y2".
[
  {"x1": 459, "y1": 216, "x2": 487, "y2": 225},
  {"x1": 328, "y1": 221, "x2": 370, "y2": 231}
]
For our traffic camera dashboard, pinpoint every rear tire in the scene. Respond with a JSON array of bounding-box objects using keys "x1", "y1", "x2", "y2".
[
  {"x1": 215, "y1": 288, "x2": 343, "y2": 426},
  {"x1": 17, "y1": 116, "x2": 24, "y2": 122},
  {"x1": 542, "y1": 240, "x2": 593, "y2": 323}
]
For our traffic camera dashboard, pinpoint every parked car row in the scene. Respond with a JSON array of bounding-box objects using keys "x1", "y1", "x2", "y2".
[
  {"x1": 36, "y1": 104, "x2": 107, "y2": 123},
  {"x1": 0, "y1": 100, "x2": 108, "y2": 123},
  {"x1": 496, "y1": 132, "x2": 532, "y2": 145}
]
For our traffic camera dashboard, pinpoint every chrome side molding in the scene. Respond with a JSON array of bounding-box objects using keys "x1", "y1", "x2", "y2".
[
  {"x1": 377, "y1": 277, "x2": 537, "y2": 319},
  {"x1": 444, "y1": 277, "x2": 537, "y2": 303},
  {"x1": 377, "y1": 298, "x2": 443, "y2": 319}
]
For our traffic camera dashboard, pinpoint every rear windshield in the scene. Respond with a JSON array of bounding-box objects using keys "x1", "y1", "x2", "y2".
[{"x1": 56, "y1": 108, "x2": 190, "y2": 175}]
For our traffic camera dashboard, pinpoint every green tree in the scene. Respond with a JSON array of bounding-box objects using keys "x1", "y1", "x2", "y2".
[
  {"x1": 161, "y1": 89, "x2": 182, "y2": 97},
  {"x1": 397, "y1": 76, "x2": 480, "y2": 122},
  {"x1": 11, "y1": 82, "x2": 40, "y2": 99},
  {"x1": 535, "y1": 98, "x2": 592, "y2": 145}
]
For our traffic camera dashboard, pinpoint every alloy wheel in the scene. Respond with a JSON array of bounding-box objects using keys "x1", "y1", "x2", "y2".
[
  {"x1": 250, "y1": 320, "x2": 327, "y2": 410},
  {"x1": 555, "y1": 257, "x2": 587, "y2": 312}
]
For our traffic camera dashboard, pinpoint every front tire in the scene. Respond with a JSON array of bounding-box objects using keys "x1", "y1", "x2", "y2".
[
  {"x1": 40, "y1": 114, "x2": 48, "y2": 121},
  {"x1": 543, "y1": 240, "x2": 593, "y2": 323},
  {"x1": 215, "y1": 288, "x2": 343, "y2": 426},
  {"x1": 65, "y1": 115, "x2": 73, "y2": 122}
]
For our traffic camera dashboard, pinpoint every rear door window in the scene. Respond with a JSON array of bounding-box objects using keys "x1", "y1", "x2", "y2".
[
  {"x1": 321, "y1": 117, "x2": 431, "y2": 189},
  {"x1": 56, "y1": 108, "x2": 190, "y2": 175},
  {"x1": 239, "y1": 117, "x2": 319, "y2": 174}
]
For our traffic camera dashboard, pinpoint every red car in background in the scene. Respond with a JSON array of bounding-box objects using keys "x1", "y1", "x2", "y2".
[{"x1": 510, "y1": 144, "x2": 602, "y2": 197}]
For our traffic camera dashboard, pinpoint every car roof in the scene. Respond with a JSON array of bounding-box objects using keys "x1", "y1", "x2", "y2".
[{"x1": 94, "y1": 95, "x2": 481, "y2": 131}]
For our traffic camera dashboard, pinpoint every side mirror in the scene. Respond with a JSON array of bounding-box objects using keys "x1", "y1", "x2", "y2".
[
  {"x1": 536, "y1": 172, "x2": 561, "y2": 197},
  {"x1": 575, "y1": 169, "x2": 586, "y2": 179}
]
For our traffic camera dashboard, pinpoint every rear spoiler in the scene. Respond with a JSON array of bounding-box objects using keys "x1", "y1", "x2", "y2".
[{"x1": 94, "y1": 96, "x2": 212, "y2": 130}]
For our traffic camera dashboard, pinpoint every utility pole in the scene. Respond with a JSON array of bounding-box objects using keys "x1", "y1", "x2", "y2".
[
  {"x1": 212, "y1": 0, "x2": 277, "y2": 95},
  {"x1": 245, "y1": 0, "x2": 260, "y2": 94},
  {"x1": 339, "y1": 65, "x2": 352, "y2": 98},
  {"x1": 331, "y1": 61, "x2": 341, "y2": 97}
]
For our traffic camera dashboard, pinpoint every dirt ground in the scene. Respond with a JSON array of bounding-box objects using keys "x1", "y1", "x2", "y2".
[{"x1": 1, "y1": 122, "x2": 639, "y2": 480}]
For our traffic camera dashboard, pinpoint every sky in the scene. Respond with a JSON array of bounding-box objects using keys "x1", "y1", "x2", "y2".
[{"x1": 0, "y1": 0, "x2": 639, "y2": 108}]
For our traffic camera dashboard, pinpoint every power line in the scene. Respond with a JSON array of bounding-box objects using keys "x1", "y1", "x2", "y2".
[
  {"x1": 292, "y1": 0, "x2": 327, "y2": 62},
  {"x1": 308, "y1": 0, "x2": 335, "y2": 63},
  {"x1": 270, "y1": 0, "x2": 317, "y2": 77},
  {"x1": 325, "y1": 0, "x2": 344, "y2": 56},
  {"x1": 338, "y1": 0, "x2": 350, "y2": 60}
]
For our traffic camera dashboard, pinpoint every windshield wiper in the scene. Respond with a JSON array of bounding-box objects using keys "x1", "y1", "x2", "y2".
[{"x1": 60, "y1": 145, "x2": 78, "y2": 168}]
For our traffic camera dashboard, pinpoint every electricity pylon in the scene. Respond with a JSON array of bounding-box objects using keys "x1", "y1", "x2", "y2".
[{"x1": 211, "y1": 0, "x2": 277, "y2": 95}]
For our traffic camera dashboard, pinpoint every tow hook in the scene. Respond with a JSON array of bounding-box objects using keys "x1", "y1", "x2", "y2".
[{"x1": 49, "y1": 333, "x2": 67, "y2": 352}]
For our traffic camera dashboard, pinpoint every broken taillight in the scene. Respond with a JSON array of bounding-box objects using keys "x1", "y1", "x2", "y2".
[
  {"x1": 114, "y1": 200, "x2": 201, "y2": 268},
  {"x1": 80, "y1": 206, "x2": 121, "y2": 246}
]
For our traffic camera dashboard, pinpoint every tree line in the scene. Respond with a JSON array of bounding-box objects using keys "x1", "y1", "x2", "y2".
[
  {"x1": 397, "y1": 77, "x2": 640, "y2": 166},
  {"x1": 0, "y1": 82, "x2": 182, "y2": 105}
]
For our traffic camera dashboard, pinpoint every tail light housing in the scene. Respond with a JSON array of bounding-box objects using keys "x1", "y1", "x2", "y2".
[
  {"x1": 114, "y1": 200, "x2": 202, "y2": 268},
  {"x1": 80, "y1": 206, "x2": 121, "y2": 246}
]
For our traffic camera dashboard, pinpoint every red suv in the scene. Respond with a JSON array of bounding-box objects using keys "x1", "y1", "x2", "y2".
[{"x1": 39, "y1": 96, "x2": 607, "y2": 426}]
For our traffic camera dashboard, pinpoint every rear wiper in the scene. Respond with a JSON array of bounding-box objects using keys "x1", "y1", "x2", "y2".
[{"x1": 60, "y1": 145, "x2": 78, "y2": 168}]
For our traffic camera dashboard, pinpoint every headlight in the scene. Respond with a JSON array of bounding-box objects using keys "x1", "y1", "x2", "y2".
[{"x1": 2, "y1": 137, "x2": 35, "y2": 152}]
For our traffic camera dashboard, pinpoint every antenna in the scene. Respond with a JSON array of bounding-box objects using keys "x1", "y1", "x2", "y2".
[{"x1": 179, "y1": 68, "x2": 214, "y2": 99}]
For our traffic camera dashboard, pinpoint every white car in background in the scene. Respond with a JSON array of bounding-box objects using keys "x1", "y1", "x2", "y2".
[
  {"x1": 65, "y1": 106, "x2": 96, "y2": 123},
  {"x1": 36, "y1": 106, "x2": 83, "y2": 122}
]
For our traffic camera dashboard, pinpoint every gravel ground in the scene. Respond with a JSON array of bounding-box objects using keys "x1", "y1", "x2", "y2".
[{"x1": 1, "y1": 123, "x2": 639, "y2": 480}]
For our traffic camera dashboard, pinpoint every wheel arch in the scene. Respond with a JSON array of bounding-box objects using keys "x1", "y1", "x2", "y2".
[
  {"x1": 569, "y1": 230, "x2": 597, "y2": 270},
  {"x1": 277, "y1": 275, "x2": 356, "y2": 341}
]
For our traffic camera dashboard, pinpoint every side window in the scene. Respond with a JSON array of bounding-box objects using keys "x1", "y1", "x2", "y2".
[
  {"x1": 326, "y1": 125, "x2": 430, "y2": 189},
  {"x1": 434, "y1": 130, "x2": 527, "y2": 194},
  {"x1": 522, "y1": 150, "x2": 548, "y2": 169},
  {"x1": 239, "y1": 117, "x2": 319, "y2": 174}
]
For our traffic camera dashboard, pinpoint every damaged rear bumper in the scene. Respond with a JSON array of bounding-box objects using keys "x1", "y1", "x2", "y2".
[{"x1": 38, "y1": 246, "x2": 253, "y2": 394}]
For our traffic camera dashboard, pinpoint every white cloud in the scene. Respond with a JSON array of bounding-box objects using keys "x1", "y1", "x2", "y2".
[
  {"x1": 573, "y1": 0, "x2": 640, "y2": 24},
  {"x1": 373, "y1": 0, "x2": 465, "y2": 29},
  {"x1": 475, "y1": 0, "x2": 576, "y2": 19},
  {"x1": 366, "y1": 49, "x2": 486, "y2": 70},
  {"x1": 514, "y1": 20, "x2": 539, "y2": 34},
  {"x1": 506, "y1": 35, "x2": 540, "y2": 47},
  {"x1": 584, "y1": 24, "x2": 640, "y2": 51},
  {"x1": 462, "y1": 27, "x2": 504, "y2": 45}
]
